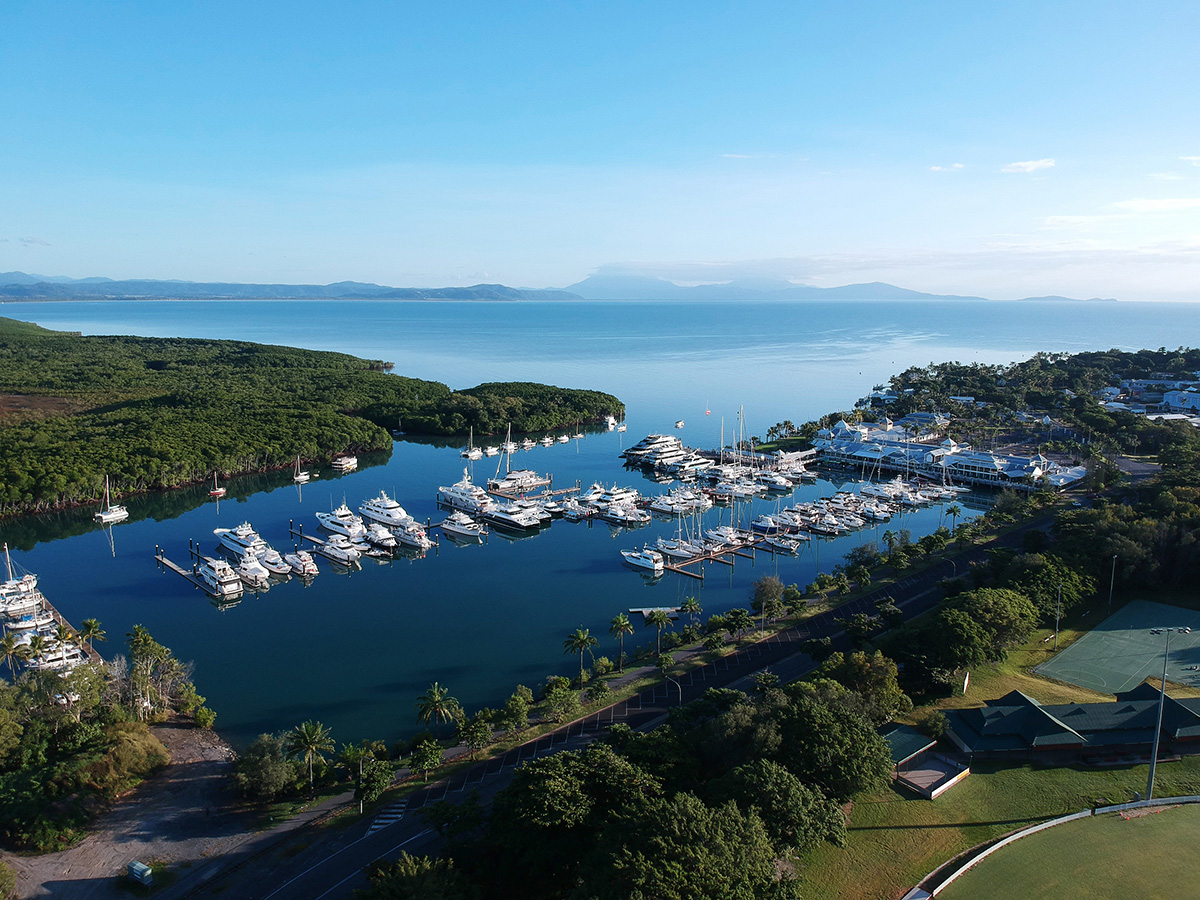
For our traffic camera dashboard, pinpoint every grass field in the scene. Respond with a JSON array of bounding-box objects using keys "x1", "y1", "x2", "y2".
[
  {"x1": 799, "y1": 590, "x2": 1200, "y2": 900},
  {"x1": 937, "y1": 802, "x2": 1200, "y2": 900}
]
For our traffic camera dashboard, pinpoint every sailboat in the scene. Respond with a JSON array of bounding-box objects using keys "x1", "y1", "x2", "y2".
[
  {"x1": 461, "y1": 426, "x2": 483, "y2": 460},
  {"x1": 293, "y1": 456, "x2": 311, "y2": 484},
  {"x1": 94, "y1": 475, "x2": 129, "y2": 524},
  {"x1": 209, "y1": 472, "x2": 226, "y2": 498}
]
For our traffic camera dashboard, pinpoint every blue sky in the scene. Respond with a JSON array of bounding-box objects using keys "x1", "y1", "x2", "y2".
[{"x1": 2, "y1": 1, "x2": 1198, "y2": 298}]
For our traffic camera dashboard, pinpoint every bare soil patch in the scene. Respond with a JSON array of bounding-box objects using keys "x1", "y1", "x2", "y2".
[{"x1": 3, "y1": 722, "x2": 254, "y2": 899}]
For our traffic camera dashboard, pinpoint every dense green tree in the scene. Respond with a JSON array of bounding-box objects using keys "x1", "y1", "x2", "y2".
[
  {"x1": 355, "y1": 852, "x2": 479, "y2": 900},
  {"x1": 234, "y1": 733, "x2": 300, "y2": 800},
  {"x1": 356, "y1": 757, "x2": 394, "y2": 809},
  {"x1": 411, "y1": 739, "x2": 443, "y2": 783},
  {"x1": 575, "y1": 792, "x2": 799, "y2": 900},
  {"x1": 707, "y1": 758, "x2": 846, "y2": 853},
  {"x1": 774, "y1": 692, "x2": 893, "y2": 802},
  {"x1": 816, "y1": 651, "x2": 912, "y2": 725},
  {"x1": 953, "y1": 587, "x2": 1039, "y2": 658}
]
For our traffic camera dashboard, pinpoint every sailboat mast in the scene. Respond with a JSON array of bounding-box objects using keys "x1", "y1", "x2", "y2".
[{"x1": 2, "y1": 543, "x2": 11, "y2": 582}]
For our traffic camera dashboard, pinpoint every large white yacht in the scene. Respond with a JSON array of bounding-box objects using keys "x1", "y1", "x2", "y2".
[
  {"x1": 197, "y1": 556, "x2": 244, "y2": 598},
  {"x1": 214, "y1": 522, "x2": 272, "y2": 557},
  {"x1": 439, "y1": 511, "x2": 487, "y2": 542},
  {"x1": 316, "y1": 503, "x2": 367, "y2": 540},
  {"x1": 621, "y1": 433, "x2": 681, "y2": 463},
  {"x1": 620, "y1": 547, "x2": 664, "y2": 573},
  {"x1": 283, "y1": 550, "x2": 320, "y2": 577},
  {"x1": 359, "y1": 491, "x2": 413, "y2": 528},
  {"x1": 482, "y1": 502, "x2": 543, "y2": 531},
  {"x1": 487, "y1": 468, "x2": 551, "y2": 494},
  {"x1": 437, "y1": 469, "x2": 493, "y2": 513},
  {"x1": 393, "y1": 520, "x2": 432, "y2": 551}
]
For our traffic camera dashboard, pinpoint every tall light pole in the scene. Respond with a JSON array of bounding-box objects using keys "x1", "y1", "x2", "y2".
[
  {"x1": 1146, "y1": 626, "x2": 1192, "y2": 802},
  {"x1": 1054, "y1": 584, "x2": 1062, "y2": 651},
  {"x1": 1108, "y1": 555, "x2": 1118, "y2": 611}
]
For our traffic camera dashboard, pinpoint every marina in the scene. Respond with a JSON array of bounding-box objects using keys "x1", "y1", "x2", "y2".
[{"x1": 3, "y1": 295, "x2": 1177, "y2": 746}]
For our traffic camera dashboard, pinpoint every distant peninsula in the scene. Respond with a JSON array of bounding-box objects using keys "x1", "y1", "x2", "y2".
[
  {"x1": 0, "y1": 317, "x2": 622, "y2": 517},
  {"x1": 0, "y1": 270, "x2": 1113, "y2": 303}
]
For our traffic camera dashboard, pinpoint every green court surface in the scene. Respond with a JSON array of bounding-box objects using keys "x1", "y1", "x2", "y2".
[
  {"x1": 937, "y1": 802, "x2": 1200, "y2": 900},
  {"x1": 1034, "y1": 600, "x2": 1200, "y2": 694}
]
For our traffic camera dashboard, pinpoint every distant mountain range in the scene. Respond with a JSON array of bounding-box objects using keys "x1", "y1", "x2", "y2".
[
  {"x1": 0, "y1": 271, "x2": 1115, "y2": 303},
  {"x1": 0, "y1": 273, "x2": 577, "y2": 301}
]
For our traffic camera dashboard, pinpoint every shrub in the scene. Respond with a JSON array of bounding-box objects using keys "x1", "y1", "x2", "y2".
[{"x1": 194, "y1": 707, "x2": 217, "y2": 729}]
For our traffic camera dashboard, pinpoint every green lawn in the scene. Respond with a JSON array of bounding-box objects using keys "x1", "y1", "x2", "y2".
[
  {"x1": 799, "y1": 758, "x2": 1200, "y2": 900},
  {"x1": 938, "y1": 802, "x2": 1200, "y2": 900}
]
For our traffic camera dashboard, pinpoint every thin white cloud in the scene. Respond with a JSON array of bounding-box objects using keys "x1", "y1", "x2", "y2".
[
  {"x1": 1148, "y1": 172, "x2": 1183, "y2": 181},
  {"x1": 1180, "y1": 156, "x2": 1200, "y2": 166},
  {"x1": 1113, "y1": 197, "x2": 1200, "y2": 213},
  {"x1": 721, "y1": 154, "x2": 753, "y2": 159},
  {"x1": 18, "y1": 236, "x2": 50, "y2": 247},
  {"x1": 930, "y1": 163, "x2": 964, "y2": 172},
  {"x1": 1002, "y1": 158, "x2": 1055, "y2": 174}
]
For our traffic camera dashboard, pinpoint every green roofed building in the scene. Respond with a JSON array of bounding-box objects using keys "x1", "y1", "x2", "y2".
[{"x1": 944, "y1": 685, "x2": 1200, "y2": 763}]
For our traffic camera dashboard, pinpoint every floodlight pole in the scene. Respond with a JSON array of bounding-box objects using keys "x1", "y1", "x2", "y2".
[
  {"x1": 1108, "y1": 555, "x2": 1117, "y2": 610},
  {"x1": 1147, "y1": 626, "x2": 1191, "y2": 802},
  {"x1": 1054, "y1": 584, "x2": 1062, "y2": 651}
]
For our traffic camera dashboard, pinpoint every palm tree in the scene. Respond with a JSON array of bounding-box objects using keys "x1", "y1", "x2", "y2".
[
  {"x1": 679, "y1": 596, "x2": 702, "y2": 630},
  {"x1": 882, "y1": 529, "x2": 898, "y2": 555},
  {"x1": 415, "y1": 682, "x2": 463, "y2": 736},
  {"x1": 27, "y1": 633, "x2": 48, "y2": 669},
  {"x1": 54, "y1": 623, "x2": 75, "y2": 668},
  {"x1": 610, "y1": 613, "x2": 633, "y2": 673},
  {"x1": 287, "y1": 720, "x2": 335, "y2": 792},
  {"x1": 946, "y1": 503, "x2": 963, "y2": 533},
  {"x1": 645, "y1": 609, "x2": 672, "y2": 657},
  {"x1": 0, "y1": 633, "x2": 28, "y2": 678},
  {"x1": 563, "y1": 627, "x2": 598, "y2": 686},
  {"x1": 79, "y1": 618, "x2": 106, "y2": 655}
]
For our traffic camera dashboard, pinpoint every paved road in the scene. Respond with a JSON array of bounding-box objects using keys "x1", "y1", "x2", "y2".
[{"x1": 172, "y1": 524, "x2": 1037, "y2": 900}]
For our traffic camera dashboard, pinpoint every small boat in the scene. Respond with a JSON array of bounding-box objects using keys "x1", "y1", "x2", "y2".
[
  {"x1": 461, "y1": 427, "x2": 483, "y2": 460},
  {"x1": 439, "y1": 511, "x2": 487, "y2": 542},
  {"x1": 483, "y1": 445, "x2": 500, "y2": 457},
  {"x1": 209, "y1": 472, "x2": 227, "y2": 498},
  {"x1": 540, "y1": 435, "x2": 555, "y2": 447},
  {"x1": 572, "y1": 432, "x2": 585, "y2": 440},
  {"x1": 331, "y1": 456, "x2": 358, "y2": 473},
  {"x1": 616, "y1": 422, "x2": 627, "y2": 432},
  {"x1": 620, "y1": 546, "x2": 664, "y2": 573},
  {"x1": 521, "y1": 438, "x2": 536, "y2": 451},
  {"x1": 95, "y1": 475, "x2": 129, "y2": 524},
  {"x1": 293, "y1": 456, "x2": 311, "y2": 484},
  {"x1": 283, "y1": 550, "x2": 319, "y2": 576},
  {"x1": 254, "y1": 546, "x2": 294, "y2": 575},
  {"x1": 763, "y1": 535, "x2": 803, "y2": 554},
  {"x1": 674, "y1": 420, "x2": 685, "y2": 429},
  {"x1": 556, "y1": 434, "x2": 570, "y2": 444},
  {"x1": 605, "y1": 415, "x2": 618, "y2": 429}
]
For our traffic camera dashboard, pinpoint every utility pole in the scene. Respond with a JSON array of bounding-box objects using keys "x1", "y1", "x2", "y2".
[
  {"x1": 1054, "y1": 584, "x2": 1062, "y2": 651},
  {"x1": 1108, "y1": 555, "x2": 1118, "y2": 611}
]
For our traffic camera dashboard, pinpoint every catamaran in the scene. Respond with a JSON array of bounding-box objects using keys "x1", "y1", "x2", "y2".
[{"x1": 95, "y1": 475, "x2": 129, "y2": 524}]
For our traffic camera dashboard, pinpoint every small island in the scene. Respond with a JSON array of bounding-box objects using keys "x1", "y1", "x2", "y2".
[{"x1": 0, "y1": 317, "x2": 622, "y2": 517}]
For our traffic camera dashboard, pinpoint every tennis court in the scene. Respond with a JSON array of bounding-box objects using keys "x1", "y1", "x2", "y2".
[{"x1": 1034, "y1": 599, "x2": 1200, "y2": 694}]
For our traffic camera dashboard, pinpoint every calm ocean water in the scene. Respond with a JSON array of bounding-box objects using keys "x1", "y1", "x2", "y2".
[{"x1": 0, "y1": 298, "x2": 1195, "y2": 746}]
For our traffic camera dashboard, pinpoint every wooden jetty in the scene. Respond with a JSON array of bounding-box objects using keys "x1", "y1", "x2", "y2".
[
  {"x1": 154, "y1": 541, "x2": 229, "y2": 598},
  {"x1": 42, "y1": 602, "x2": 103, "y2": 665},
  {"x1": 659, "y1": 537, "x2": 767, "y2": 580}
]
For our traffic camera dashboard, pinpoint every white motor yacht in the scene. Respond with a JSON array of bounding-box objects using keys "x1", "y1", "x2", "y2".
[
  {"x1": 365, "y1": 523, "x2": 398, "y2": 549},
  {"x1": 283, "y1": 550, "x2": 319, "y2": 577},
  {"x1": 601, "y1": 503, "x2": 651, "y2": 526},
  {"x1": 483, "y1": 445, "x2": 500, "y2": 456},
  {"x1": 331, "y1": 456, "x2": 358, "y2": 473},
  {"x1": 437, "y1": 469, "x2": 493, "y2": 513},
  {"x1": 483, "y1": 502, "x2": 543, "y2": 531},
  {"x1": 235, "y1": 554, "x2": 271, "y2": 589},
  {"x1": 317, "y1": 534, "x2": 362, "y2": 565},
  {"x1": 393, "y1": 520, "x2": 433, "y2": 550},
  {"x1": 360, "y1": 491, "x2": 414, "y2": 528},
  {"x1": 439, "y1": 511, "x2": 487, "y2": 542},
  {"x1": 197, "y1": 556, "x2": 244, "y2": 597},
  {"x1": 214, "y1": 522, "x2": 272, "y2": 557},
  {"x1": 316, "y1": 503, "x2": 367, "y2": 540},
  {"x1": 620, "y1": 547, "x2": 664, "y2": 573}
]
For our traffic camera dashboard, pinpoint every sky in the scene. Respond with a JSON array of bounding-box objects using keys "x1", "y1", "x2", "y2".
[{"x1": 2, "y1": 1, "x2": 1199, "y2": 300}]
